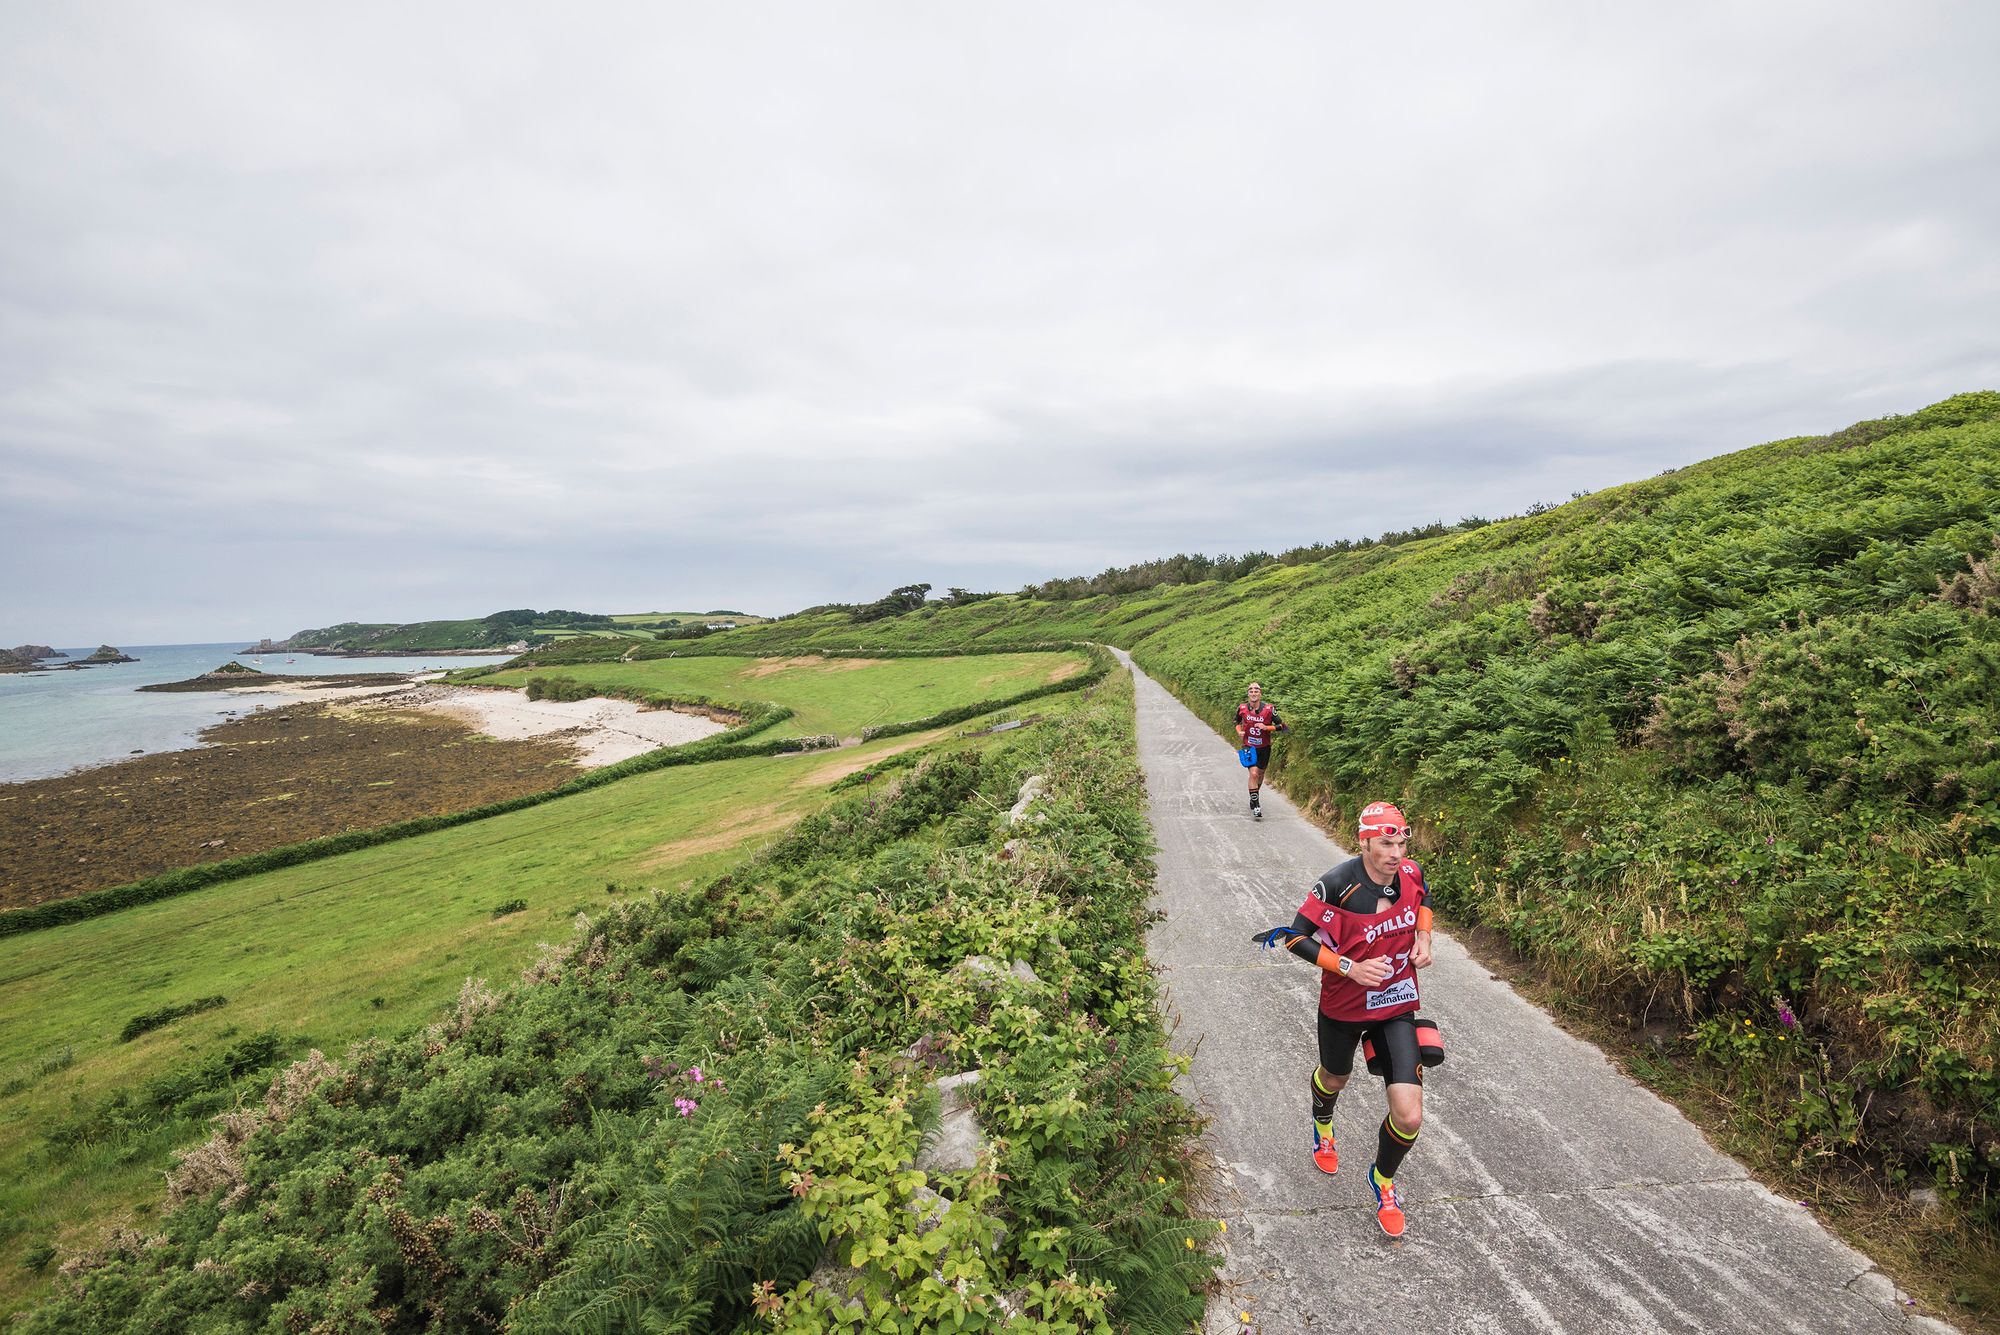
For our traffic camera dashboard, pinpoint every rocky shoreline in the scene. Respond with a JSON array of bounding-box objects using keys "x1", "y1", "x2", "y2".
[
  {"x1": 139, "y1": 662, "x2": 413, "y2": 692},
  {"x1": 0, "y1": 669, "x2": 730, "y2": 908},
  {"x1": 0, "y1": 699, "x2": 586, "y2": 909}
]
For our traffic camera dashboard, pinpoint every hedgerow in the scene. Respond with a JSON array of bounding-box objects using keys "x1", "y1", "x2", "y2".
[
  {"x1": 23, "y1": 675, "x2": 1216, "y2": 1331},
  {"x1": 118, "y1": 996, "x2": 227, "y2": 1043}
]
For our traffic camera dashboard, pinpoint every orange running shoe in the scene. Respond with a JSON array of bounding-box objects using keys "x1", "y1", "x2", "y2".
[
  {"x1": 1310, "y1": 1127, "x2": 1339, "y2": 1175},
  {"x1": 1369, "y1": 1164, "x2": 1405, "y2": 1237}
]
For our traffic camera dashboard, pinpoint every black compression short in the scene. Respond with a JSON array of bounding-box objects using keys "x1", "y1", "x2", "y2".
[
  {"x1": 1317, "y1": 1012, "x2": 1422, "y2": 1086},
  {"x1": 1250, "y1": 746, "x2": 1271, "y2": 768}
]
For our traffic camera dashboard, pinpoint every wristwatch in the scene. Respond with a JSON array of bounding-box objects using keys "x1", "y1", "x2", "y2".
[{"x1": 1336, "y1": 955, "x2": 1353, "y2": 976}]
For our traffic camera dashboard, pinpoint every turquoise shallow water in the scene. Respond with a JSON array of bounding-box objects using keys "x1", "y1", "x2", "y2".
[{"x1": 0, "y1": 643, "x2": 514, "y2": 783}]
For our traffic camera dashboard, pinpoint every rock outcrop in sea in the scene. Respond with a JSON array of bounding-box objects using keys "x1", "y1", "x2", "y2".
[
  {"x1": 54, "y1": 646, "x2": 140, "y2": 668},
  {"x1": 1, "y1": 645, "x2": 65, "y2": 672}
]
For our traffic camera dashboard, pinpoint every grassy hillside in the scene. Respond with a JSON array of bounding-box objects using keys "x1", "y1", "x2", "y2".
[
  {"x1": 714, "y1": 392, "x2": 2000, "y2": 1315},
  {"x1": 275, "y1": 618, "x2": 516, "y2": 651},
  {"x1": 15, "y1": 677, "x2": 1216, "y2": 1331}
]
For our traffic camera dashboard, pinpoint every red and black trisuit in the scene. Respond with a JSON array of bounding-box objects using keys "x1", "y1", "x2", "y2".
[
  {"x1": 1287, "y1": 855, "x2": 1431, "y2": 1177},
  {"x1": 1236, "y1": 701, "x2": 1281, "y2": 769}
]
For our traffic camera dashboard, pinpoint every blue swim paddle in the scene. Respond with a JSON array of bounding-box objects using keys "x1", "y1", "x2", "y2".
[{"x1": 1239, "y1": 747, "x2": 1258, "y2": 767}]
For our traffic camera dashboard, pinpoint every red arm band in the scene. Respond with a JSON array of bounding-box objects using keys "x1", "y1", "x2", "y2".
[{"x1": 1416, "y1": 907, "x2": 1433, "y2": 932}]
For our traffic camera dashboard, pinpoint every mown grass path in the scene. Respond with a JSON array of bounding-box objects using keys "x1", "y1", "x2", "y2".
[{"x1": 1116, "y1": 651, "x2": 1959, "y2": 1335}]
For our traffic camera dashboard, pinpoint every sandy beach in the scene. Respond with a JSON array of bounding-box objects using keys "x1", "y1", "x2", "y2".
[
  {"x1": 402, "y1": 684, "x2": 729, "y2": 765},
  {"x1": 226, "y1": 677, "x2": 729, "y2": 767}
]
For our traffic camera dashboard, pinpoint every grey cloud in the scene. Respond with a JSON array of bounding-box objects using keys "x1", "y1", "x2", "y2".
[{"x1": 3, "y1": 3, "x2": 1997, "y2": 643}]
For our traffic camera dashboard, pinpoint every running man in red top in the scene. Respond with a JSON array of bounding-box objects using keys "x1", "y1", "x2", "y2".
[
  {"x1": 1234, "y1": 682, "x2": 1287, "y2": 819},
  {"x1": 1263, "y1": 801, "x2": 1435, "y2": 1236}
]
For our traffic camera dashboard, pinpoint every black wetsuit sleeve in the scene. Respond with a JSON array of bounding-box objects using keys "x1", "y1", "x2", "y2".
[
  {"x1": 1285, "y1": 880, "x2": 1328, "y2": 965},
  {"x1": 1285, "y1": 908, "x2": 1321, "y2": 965}
]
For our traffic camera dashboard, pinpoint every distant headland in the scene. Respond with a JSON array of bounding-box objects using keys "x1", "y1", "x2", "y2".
[{"x1": 244, "y1": 607, "x2": 764, "y2": 656}]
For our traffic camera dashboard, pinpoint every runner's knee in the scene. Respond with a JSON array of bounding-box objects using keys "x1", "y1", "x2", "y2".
[{"x1": 1385, "y1": 1085, "x2": 1423, "y2": 1132}]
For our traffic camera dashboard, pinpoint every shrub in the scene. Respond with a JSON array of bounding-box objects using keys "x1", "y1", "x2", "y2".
[{"x1": 119, "y1": 996, "x2": 228, "y2": 1043}]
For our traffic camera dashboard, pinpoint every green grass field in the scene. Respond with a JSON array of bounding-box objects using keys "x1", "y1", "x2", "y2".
[
  {"x1": 0, "y1": 668, "x2": 1075, "y2": 1317},
  {"x1": 607, "y1": 610, "x2": 766, "y2": 625},
  {"x1": 535, "y1": 628, "x2": 656, "y2": 639},
  {"x1": 478, "y1": 650, "x2": 1085, "y2": 738}
]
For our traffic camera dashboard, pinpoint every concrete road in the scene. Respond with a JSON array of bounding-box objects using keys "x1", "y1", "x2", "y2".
[{"x1": 1114, "y1": 651, "x2": 1954, "y2": 1335}]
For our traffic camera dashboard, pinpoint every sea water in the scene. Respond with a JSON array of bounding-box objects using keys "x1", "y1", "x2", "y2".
[{"x1": 0, "y1": 643, "x2": 514, "y2": 783}]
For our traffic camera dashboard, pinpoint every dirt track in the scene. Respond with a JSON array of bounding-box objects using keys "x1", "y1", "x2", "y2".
[{"x1": 0, "y1": 703, "x2": 582, "y2": 909}]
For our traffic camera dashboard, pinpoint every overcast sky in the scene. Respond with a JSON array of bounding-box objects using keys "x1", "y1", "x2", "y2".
[{"x1": 4, "y1": 3, "x2": 1996, "y2": 644}]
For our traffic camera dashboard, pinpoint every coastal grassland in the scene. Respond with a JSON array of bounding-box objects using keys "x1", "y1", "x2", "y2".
[
  {"x1": 0, "y1": 714, "x2": 1033, "y2": 1320},
  {"x1": 474, "y1": 648, "x2": 1087, "y2": 739},
  {"x1": 0, "y1": 703, "x2": 587, "y2": 907},
  {"x1": 15, "y1": 672, "x2": 1219, "y2": 1333},
  {"x1": 703, "y1": 393, "x2": 2000, "y2": 1322}
]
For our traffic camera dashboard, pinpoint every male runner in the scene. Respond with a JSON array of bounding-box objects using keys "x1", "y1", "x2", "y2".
[
  {"x1": 1270, "y1": 801, "x2": 1434, "y2": 1236},
  {"x1": 1234, "y1": 682, "x2": 1286, "y2": 819}
]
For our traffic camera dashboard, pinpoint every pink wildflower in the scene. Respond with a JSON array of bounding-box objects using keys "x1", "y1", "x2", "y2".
[
  {"x1": 674, "y1": 1097, "x2": 698, "y2": 1117},
  {"x1": 690, "y1": 1066, "x2": 704, "y2": 1083}
]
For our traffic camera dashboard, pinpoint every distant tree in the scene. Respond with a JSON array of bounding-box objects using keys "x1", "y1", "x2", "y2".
[{"x1": 851, "y1": 583, "x2": 932, "y2": 622}]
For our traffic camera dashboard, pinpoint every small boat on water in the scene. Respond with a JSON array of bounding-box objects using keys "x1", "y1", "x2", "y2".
[{"x1": 285, "y1": 656, "x2": 296, "y2": 664}]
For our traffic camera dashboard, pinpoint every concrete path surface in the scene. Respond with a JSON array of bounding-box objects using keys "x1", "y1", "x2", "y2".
[{"x1": 1113, "y1": 652, "x2": 1954, "y2": 1335}]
